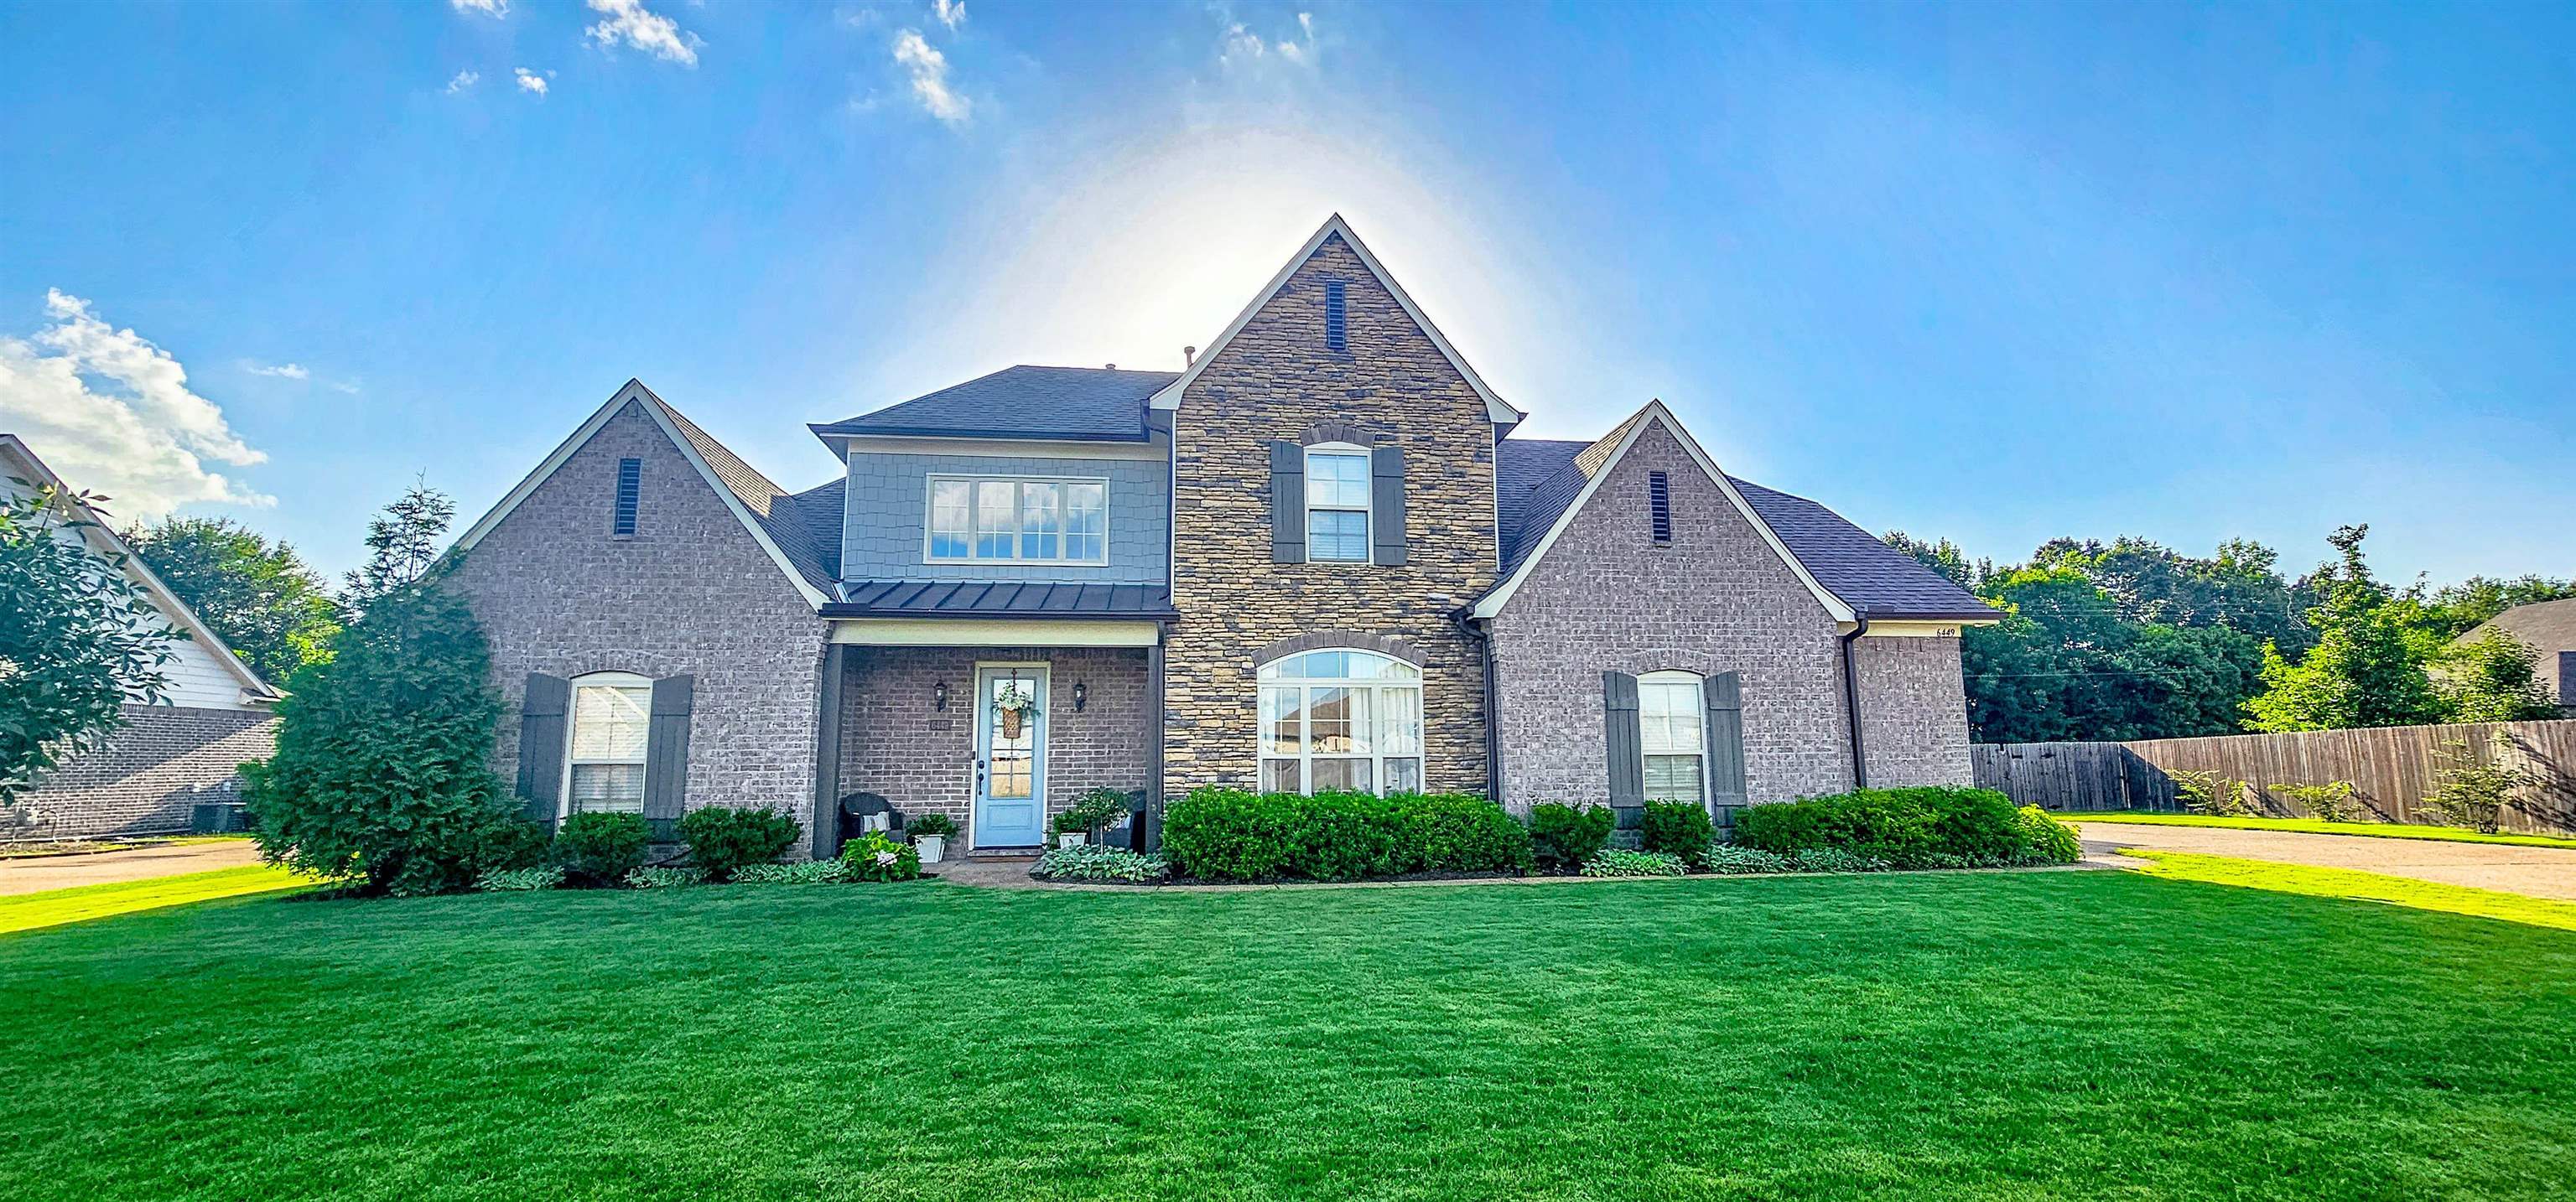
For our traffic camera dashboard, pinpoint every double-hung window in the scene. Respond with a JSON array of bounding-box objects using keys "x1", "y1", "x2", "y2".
[
  {"x1": 1304, "y1": 445, "x2": 1370, "y2": 562},
  {"x1": 565, "y1": 671, "x2": 652, "y2": 816},
  {"x1": 927, "y1": 477, "x2": 1108, "y2": 564},
  {"x1": 1258, "y1": 650, "x2": 1422, "y2": 795},
  {"x1": 1638, "y1": 670, "x2": 1707, "y2": 806}
]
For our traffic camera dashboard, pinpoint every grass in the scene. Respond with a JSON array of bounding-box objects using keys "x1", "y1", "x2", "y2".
[
  {"x1": 0, "y1": 834, "x2": 252, "y2": 859},
  {"x1": 5, "y1": 873, "x2": 2575, "y2": 1199},
  {"x1": 0, "y1": 863, "x2": 313, "y2": 935},
  {"x1": 2064, "y1": 810, "x2": 2576, "y2": 848},
  {"x1": 2121, "y1": 849, "x2": 2576, "y2": 932}
]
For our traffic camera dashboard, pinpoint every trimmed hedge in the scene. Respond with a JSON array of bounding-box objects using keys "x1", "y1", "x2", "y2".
[
  {"x1": 678, "y1": 806, "x2": 802, "y2": 882},
  {"x1": 553, "y1": 812, "x2": 650, "y2": 887},
  {"x1": 1639, "y1": 800, "x2": 1715, "y2": 863},
  {"x1": 1161, "y1": 789, "x2": 1532, "y2": 883},
  {"x1": 1735, "y1": 786, "x2": 2037, "y2": 868},
  {"x1": 1527, "y1": 803, "x2": 1615, "y2": 872}
]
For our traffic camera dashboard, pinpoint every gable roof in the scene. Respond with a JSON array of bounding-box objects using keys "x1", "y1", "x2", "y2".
[
  {"x1": 812, "y1": 365, "x2": 1177, "y2": 446},
  {"x1": 2459, "y1": 598, "x2": 2576, "y2": 652},
  {"x1": 0, "y1": 433, "x2": 278, "y2": 702},
  {"x1": 450, "y1": 380, "x2": 836, "y2": 608},
  {"x1": 1478, "y1": 405, "x2": 1996, "y2": 624},
  {"x1": 1148, "y1": 215, "x2": 1523, "y2": 425}
]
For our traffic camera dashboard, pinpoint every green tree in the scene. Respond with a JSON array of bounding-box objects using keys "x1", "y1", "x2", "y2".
[
  {"x1": 2411, "y1": 574, "x2": 2576, "y2": 640},
  {"x1": 0, "y1": 484, "x2": 181, "y2": 822},
  {"x1": 2243, "y1": 526, "x2": 2444, "y2": 732},
  {"x1": 1883, "y1": 531, "x2": 1989, "y2": 590},
  {"x1": 340, "y1": 480, "x2": 454, "y2": 614},
  {"x1": 124, "y1": 516, "x2": 340, "y2": 685},
  {"x1": 2034, "y1": 535, "x2": 2311, "y2": 659},
  {"x1": 1963, "y1": 566, "x2": 2263, "y2": 743},
  {"x1": 2437, "y1": 629, "x2": 2559, "y2": 723}
]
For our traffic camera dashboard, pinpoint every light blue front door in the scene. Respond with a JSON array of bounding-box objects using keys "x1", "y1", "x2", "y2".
[{"x1": 974, "y1": 666, "x2": 1047, "y2": 847}]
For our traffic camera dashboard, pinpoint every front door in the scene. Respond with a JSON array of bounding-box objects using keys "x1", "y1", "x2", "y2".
[{"x1": 973, "y1": 666, "x2": 1047, "y2": 847}]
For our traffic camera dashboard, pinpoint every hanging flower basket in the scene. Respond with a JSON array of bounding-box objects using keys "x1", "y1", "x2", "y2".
[{"x1": 994, "y1": 681, "x2": 1036, "y2": 740}]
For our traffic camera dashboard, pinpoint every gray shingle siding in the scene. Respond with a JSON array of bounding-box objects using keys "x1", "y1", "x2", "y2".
[{"x1": 839, "y1": 450, "x2": 1170, "y2": 585}]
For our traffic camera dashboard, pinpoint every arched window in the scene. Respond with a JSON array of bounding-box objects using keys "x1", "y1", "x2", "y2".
[
  {"x1": 1638, "y1": 670, "x2": 1706, "y2": 806},
  {"x1": 565, "y1": 671, "x2": 652, "y2": 816},
  {"x1": 1258, "y1": 649, "x2": 1422, "y2": 794}
]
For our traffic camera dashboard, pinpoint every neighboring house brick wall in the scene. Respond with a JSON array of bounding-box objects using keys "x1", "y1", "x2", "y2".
[
  {"x1": 839, "y1": 449, "x2": 1170, "y2": 584},
  {"x1": 15, "y1": 705, "x2": 277, "y2": 839},
  {"x1": 1163, "y1": 232, "x2": 1499, "y2": 798},
  {"x1": 1488, "y1": 421, "x2": 1855, "y2": 810},
  {"x1": 1853, "y1": 635, "x2": 1972, "y2": 787},
  {"x1": 837, "y1": 646, "x2": 1150, "y2": 844},
  {"x1": 445, "y1": 400, "x2": 829, "y2": 833}
]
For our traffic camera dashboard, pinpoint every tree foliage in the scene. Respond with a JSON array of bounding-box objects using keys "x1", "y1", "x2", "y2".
[
  {"x1": 1961, "y1": 567, "x2": 2261, "y2": 743},
  {"x1": 2436, "y1": 629, "x2": 2560, "y2": 723},
  {"x1": 340, "y1": 481, "x2": 455, "y2": 614},
  {"x1": 0, "y1": 483, "x2": 180, "y2": 818},
  {"x1": 123, "y1": 516, "x2": 340, "y2": 686},
  {"x1": 2243, "y1": 526, "x2": 2444, "y2": 732}
]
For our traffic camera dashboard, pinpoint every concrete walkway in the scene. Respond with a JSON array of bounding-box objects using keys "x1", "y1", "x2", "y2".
[
  {"x1": 0, "y1": 839, "x2": 263, "y2": 897},
  {"x1": 2077, "y1": 821, "x2": 2576, "y2": 902}
]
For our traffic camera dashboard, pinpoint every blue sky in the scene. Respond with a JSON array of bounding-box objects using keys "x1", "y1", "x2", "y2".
[{"x1": 3, "y1": 1, "x2": 2570, "y2": 587}]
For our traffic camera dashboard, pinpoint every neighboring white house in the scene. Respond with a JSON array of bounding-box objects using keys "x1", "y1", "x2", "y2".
[{"x1": 2, "y1": 434, "x2": 280, "y2": 839}]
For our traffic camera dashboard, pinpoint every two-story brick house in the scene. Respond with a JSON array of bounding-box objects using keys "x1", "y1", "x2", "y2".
[{"x1": 446, "y1": 215, "x2": 1996, "y2": 857}]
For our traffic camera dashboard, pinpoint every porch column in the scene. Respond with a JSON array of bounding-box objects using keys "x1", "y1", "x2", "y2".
[
  {"x1": 811, "y1": 641, "x2": 848, "y2": 859},
  {"x1": 1147, "y1": 629, "x2": 1166, "y2": 847}
]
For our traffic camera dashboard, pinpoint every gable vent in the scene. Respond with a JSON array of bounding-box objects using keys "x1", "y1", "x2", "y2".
[
  {"x1": 1648, "y1": 470, "x2": 1671, "y2": 545},
  {"x1": 1324, "y1": 280, "x2": 1348, "y2": 352},
  {"x1": 613, "y1": 458, "x2": 641, "y2": 536}
]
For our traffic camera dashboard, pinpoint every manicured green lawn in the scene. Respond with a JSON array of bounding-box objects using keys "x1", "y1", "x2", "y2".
[
  {"x1": 2122, "y1": 849, "x2": 2576, "y2": 931},
  {"x1": 0, "y1": 863, "x2": 312, "y2": 935},
  {"x1": 2066, "y1": 811, "x2": 2576, "y2": 848},
  {"x1": 7, "y1": 873, "x2": 2575, "y2": 1200}
]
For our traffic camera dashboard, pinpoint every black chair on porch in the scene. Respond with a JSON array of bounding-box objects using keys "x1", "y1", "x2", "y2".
[{"x1": 835, "y1": 791, "x2": 904, "y2": 856}]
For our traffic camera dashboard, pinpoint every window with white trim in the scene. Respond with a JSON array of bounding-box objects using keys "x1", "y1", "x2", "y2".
[
  {"x1": 927, "y1": 477, "x2": 1108, "y2": 564},
  {"x1": 1258, "y1": 649, "x2": 1421, "y2": 794},
  {"x1": 1639, "y1": 670, "x2": 1706, "y2": 806},
  {"x1": 566, "y1": 671, "x2": 652, "y2": 816},
  {"x1": 1304, "y1": 444, "x2": 1370, "y2": 562}
]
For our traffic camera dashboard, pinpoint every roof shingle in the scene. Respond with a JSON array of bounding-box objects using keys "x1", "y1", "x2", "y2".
[{"x1": 813, "y1": 365, "x2": 1179, "y2": 443}]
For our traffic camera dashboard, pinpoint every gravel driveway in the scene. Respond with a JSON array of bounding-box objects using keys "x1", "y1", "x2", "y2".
[
  {"x1": 2077, "y1": 821, "x2": 2576, "y2": 902},
  {"x1": 0, "y1": 839, "x2": 264, "y2": 897}
]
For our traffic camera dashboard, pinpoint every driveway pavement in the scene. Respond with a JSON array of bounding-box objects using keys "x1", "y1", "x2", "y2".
[
  {"x1": 0, "y1": 839, "x2": 263, "y2": 897},
  {"x1": 2077, "y1": 821, "x2": 2576, "y2": 902}
]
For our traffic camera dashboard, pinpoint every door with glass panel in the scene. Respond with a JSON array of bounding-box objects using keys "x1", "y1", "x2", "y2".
[{"x1": 973, "y1": 666, "x2": 1048, "y2": 847}]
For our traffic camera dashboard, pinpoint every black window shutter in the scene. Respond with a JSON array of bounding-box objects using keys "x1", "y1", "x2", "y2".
[
  {"x1": 643, "y1": 675, "x2": 693, "y2": 840},
  {"x1": 515, "y1": 673, "x2": 570, "y2": 826},
  {"x1": 1370, "y1": 443, "x2": 1407, "y2": 566},
  {"x1": 1602, "y1": 671, "x2": 1644, "y2": 809},
  {"x1": 1706, "y1": 671, "x2": 1748, "y2": 825},
  {"x1": 1270, "y1": 440, "x2": 1306, "y2": 563}
]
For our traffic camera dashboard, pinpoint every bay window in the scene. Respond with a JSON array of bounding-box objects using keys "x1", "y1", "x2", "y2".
[
  {"x1": 1258, "y1": 649, "x2": 1422, "y2": 794},
  {"x1": 927, "y1": 476, "x2": 1107, "y2": 563}
]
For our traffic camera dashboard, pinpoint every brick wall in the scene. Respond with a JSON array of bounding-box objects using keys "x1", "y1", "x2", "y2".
[
  {"x1": 1854, "y1": 635, "x2": 1973, "y2": 787},
  {"x1": 1164, "y1": 232, "x2": 1498, "y2": 798},
  {"x1": 1488, "y1": 420, "x2": 1857, "y2": 810},
  {"x1": 838, "y1": 646, "x2": 1150, "y2": 845},
  {"x1": 445, "y1": 400, "x2": 830, "y2": 836},
  {"x1": 14, "y1": 704, "x2": 278, "y2": 839}
]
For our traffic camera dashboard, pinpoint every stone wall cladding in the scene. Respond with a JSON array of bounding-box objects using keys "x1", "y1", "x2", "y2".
[
  {"x1": 445, "y1": 400, "x2": 829, "y2": 839},
  {"x1": 837, "y1": 646, "x2": 1150, "y2": 845},
  {"x1": 1164, "y1": 233, "x2": 1497, "y2": 798},
  {"x1": 15, "y1": 704, "x2": 278, "y2": 839},
  {"x1": 1488, "y1": 421, "x2": 1857, "y2": 811},
  {"x1": 1855, "y1": 635, "x2": 1973, "y2": 787}
]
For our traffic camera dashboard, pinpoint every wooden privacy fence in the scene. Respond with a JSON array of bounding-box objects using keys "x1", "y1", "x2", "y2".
[{"x1": 1972, "y1": 719, "x2": 2576, "y2": 837}]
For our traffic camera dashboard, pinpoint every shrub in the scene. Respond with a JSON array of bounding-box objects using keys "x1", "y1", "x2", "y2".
[
  {"x1": 625, "y1": 865, "x2": 704, "y2": 889},
  {"x1": 1640, "y1": 801, "x2": 1716, "y2": 863},
  {"x1": 732, "y1": 859, "x2": 849, "y2": 884},
  {"x1": 1789, "y1": 847, "x2": 1892, "y2": 873},
  {"x1": 2423, "y1": 733, "x2": 2534, "y2": 835},
  {"x1": 2017, "y1": 806, "x2": 2082, "y2": 865},
  {"x1": 472, "y1": 818, "x2": 553, "y2": 873},
  {"x1": 840, "y1": 830, "x2": 922, "y2": 883},
  {"x1": 1527, "y1": 802, "x2": 1615, "y2": 872},
  {"x1": 474, "y1": 865, "x2": 564, "y2": 891},
  {"x1": 1389, "y1": 792, "x2": 1533, "y2": 874},
  {"x1": 1161, "y1": 788, "x2": 1529, "y2": 882},
  {"x1": 553, "y1": 811, "x2": 652, "y2": 887},
  {"x1": 678, "y1": 806, "x2": 802, "y2": 882},
  {"x1": 2172, "y1": 769, "x2": 2252, "y2": 817},
  {"x1": 1701, "y1": 844, "x2": 1790, "y2": 875},
  {"x1": 1161, "y1": 788, "x2": 1296, "y2": 881},
  {"x1": 1735, "y1": 787, "x2": 2026, "y2": 868},
  {"x1": 1057, "y1": 787, "x2": 1136, "y2": 838},
  {"x1": 906, "y1": 811, "x2": 959, "y2": 839},
  {"x1": 1031, "y1": 844, "x2": 1172, "y2": 883},
  {"x1": 1580, "y1": 849, "x2": 1687, "y2": 878},
  {"x1": 2268, "y1": 780, "x2": 2361, "y2": 823}
]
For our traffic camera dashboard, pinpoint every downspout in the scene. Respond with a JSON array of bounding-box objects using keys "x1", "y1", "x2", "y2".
[
  {"x1": 1452, "y1": 608, "x2": 1502, "y2": 803},
  {"x1": 1838, "y1": 609, "x2": 1871, "y2": 790}
]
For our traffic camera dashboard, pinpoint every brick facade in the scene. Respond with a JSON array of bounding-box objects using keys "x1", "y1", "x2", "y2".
[
  {"x1": 13, "y1": 704, "x2": 278, "y2": 839},
  {"x1": 837, "y1": 646, "x2": 1151, "y2": 845},
  {"x1": 1163, "y1": 232, "x2": 1498, "y2": 799},
  {"x1": 1487, "y1": 420, "x2": 1857, "y2": 810},
  {"x1": 445, "y1": 400, "x2": 831, "y2": 833},
  {"x1": 1853, "y1": 635, "x2": 1974, "y2": 787}
]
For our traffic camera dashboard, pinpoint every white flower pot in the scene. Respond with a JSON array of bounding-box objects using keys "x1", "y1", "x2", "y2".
[
  {"x1": 916, "y1": 834, "x2": 945, "y2": 864},
  {"x1": 1058, "y1": 832, "x2": 1087, "y2": 849}
]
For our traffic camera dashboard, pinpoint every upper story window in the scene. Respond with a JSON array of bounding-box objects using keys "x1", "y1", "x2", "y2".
[
  {"x1": 1638, "y1": 670, "x2": 1706, "y2": 806},
  {"x1": 1305, "y1": 444, "x2": 1370, "y2": 562},
  {"x1": 612, "y1": 458, "x2": 641, "y2": 536},
  {"x1": 1258, "y1": 649, "x2": 1422, "y2": 795},
  {"x1": 927, "y1": 476, "x2": 1108, "y2": 564},
  {"x1": 566, "y1": 671, "x2": 652, "y2": 816},
  {"x1": 1324, "y1": 280, "x2": 1348, "y2": 351}
]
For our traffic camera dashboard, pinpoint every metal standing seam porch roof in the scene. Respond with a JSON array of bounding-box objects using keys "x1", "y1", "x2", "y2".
[{"x1": 823, "y1": 579, "x2": 1179, "y2": 619}]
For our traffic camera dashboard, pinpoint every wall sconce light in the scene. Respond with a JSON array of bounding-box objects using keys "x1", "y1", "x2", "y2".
[
  {"x1": 1073, "y1": 680, "x2": 1088, "y2": 712},
  {"x1": 933, "y1": 681, "x2": 948, "y2": 712}
]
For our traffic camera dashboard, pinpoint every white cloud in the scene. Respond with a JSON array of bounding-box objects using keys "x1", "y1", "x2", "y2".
[
  {"x1": 242, "y1": 361, "x2": 309, "y2": 380},
  {"x1": 0, "y1": 290, "x2": 271, "y2": 517},
  {"x1": 932, "y1": 0, "x2": 964, "y2": 30},
  {"x1": 449, "y1": 0, "x2": 508, "y2": 15},
  {"x1": 585, "y1": 0, "x2": 702, "y2": 66},
  {"x1": 1221, "y1": 12, "x2": 1317, "y2": 68},
  {"x1": 515, "y1": 68, "x2": 550, "y2": 96},
  {"x1": 893, "y1": 28, "x2": 969, "y2": 124},
  {"x1": 444, "y1": 69, "x2": 480, "y2": 94}
]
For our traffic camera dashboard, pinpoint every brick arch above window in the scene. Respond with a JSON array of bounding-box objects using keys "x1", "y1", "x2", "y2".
[
  {"x1": 1299, "y1": 422, "x2": 1381, "y2": 448},
  {"x1": 1253, "y1": 630, "x2": 1428, "y2": 669}
]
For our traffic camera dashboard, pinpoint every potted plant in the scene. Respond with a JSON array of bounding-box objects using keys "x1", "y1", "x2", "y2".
[
  {"x1": 1052, "y1": 787, "x2": 1134, "y2": 850},
  {"x1": 993, "y1": 679, "x2": 1036, "y2": 740},
  {"x1": 907, "y1": 811, "x2": 958, "y2": 863},
  {"x1": 1051, "y1": 811, "x2": 1088, "y2": 849}
]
